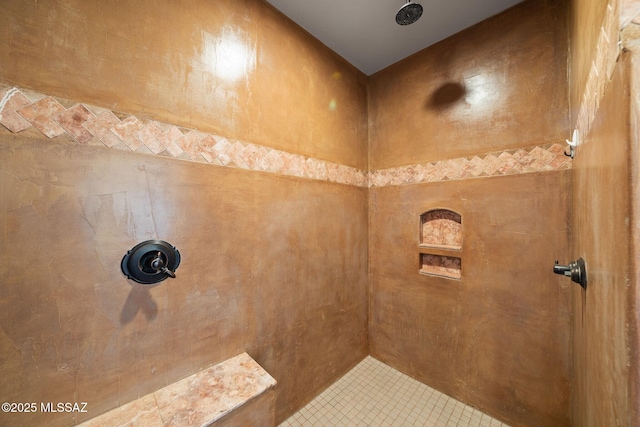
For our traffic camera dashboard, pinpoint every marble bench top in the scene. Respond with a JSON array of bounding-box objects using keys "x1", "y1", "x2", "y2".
[{"x1": 79, "y1": 352, "x2": 277, "y2": 427}]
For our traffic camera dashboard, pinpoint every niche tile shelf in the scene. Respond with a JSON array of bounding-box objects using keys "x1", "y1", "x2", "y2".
[
  {"x1": 420, "y1": 209, "x2": 462, "y2": 250},
  {"x1": 418, "y1": 209, "x2": 462, "y2": 279},
  {"x1": 419, "y1": 253, "x2": 462, "y2": 280},
  {"x1": 78, "y1": 353, "x2": 277, "y2": 427}
]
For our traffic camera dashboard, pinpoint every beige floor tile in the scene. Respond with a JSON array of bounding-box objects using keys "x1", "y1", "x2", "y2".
[{"x1": 280, "y1": 357, "x2": 509, "y2": 427}]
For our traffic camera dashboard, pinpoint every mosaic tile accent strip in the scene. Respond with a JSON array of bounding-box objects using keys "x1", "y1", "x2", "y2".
[
  {"x1": 0, "y1": 84, "x2": 367, "y2": 187},
  {"x1": 621, "y1": 0, "x2": 640, "y2": 27},
  {"x1": 368, "y1": 144, "x2": 571, "y2": 187},
  {"x1": 0, "y1": 84, "x2": 570, "y2": 188},
  {"x1": 575, "y1": 0, "x2": 621, "y2": 144}
]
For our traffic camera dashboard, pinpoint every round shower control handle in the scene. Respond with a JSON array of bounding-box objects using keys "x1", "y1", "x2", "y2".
[
  {"x1": 553, "y1": 258, "x2": 587, "y2": 289},
  {"x1": 149, "y1": 252, "x2": 176, "y2": 278},
  {"x1": 149, "y1": 252, "x2": 165, "y2": 270},
  {"x1": 162, "y1": 267, "x2": 176, "y2": 278},
  {"x1": 121, "y1": 240, "x2": 181, "y2": 284}
]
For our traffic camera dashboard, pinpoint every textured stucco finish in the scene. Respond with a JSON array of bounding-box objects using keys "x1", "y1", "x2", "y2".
[
  {"x1": 369, "y1": 171, "x2": 572, "y2": 427},
  {"x1": 0, "y1": 134, "x2": 368, "y2": 426},
  {"x1": 368, "y1": 0, "x2": 569, "y2": 170},
  {"x1": 570, "y1": 47, "x2": 640, "y2": 427},
  {"x1": 0, "y1": 0, "x2": 368, "y2": 169}
]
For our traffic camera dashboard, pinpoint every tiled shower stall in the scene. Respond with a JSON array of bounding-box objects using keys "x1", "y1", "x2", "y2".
[{"x1": 0, "y1": 0, "x2": 638, "y2": 426}]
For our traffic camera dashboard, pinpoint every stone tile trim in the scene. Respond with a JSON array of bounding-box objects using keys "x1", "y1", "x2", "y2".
[
  {"x1": 0, "y1": 84, "x2": 368, "y2": 187},
  {"x1": 77, "y1": 352, "x2": 276, "y2": 427},
  {"x1": 368, "y1": 144, "x2": 571, "y2": 187},
  {"x1": 575, "y1": 0, "x2": 622, "y2": 144},
  {"x1": 621, "y1": 0, "x2": 640, "y2": 27},
  {"x1": 0, "y1": 83, "x2": 570, "y2": 188}
]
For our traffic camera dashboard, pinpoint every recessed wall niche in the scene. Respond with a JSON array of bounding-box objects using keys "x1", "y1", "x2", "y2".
[
  {"x1": 420, "y1": 209, "x2": 462, "y2": 249},
  {"x1": 420, "y1": 254, "x2": 462, "y2": 279},
  {"x1": 418, "y1": 209, "x2": 462, "y2": 279}
]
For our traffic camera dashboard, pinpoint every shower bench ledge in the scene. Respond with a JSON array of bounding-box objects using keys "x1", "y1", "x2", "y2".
[{"x1": 77, "y1": 352, "x2": 277, "y2": 427}]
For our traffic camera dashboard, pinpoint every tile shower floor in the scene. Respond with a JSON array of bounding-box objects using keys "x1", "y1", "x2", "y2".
[{"x1": 279, "y1": 356, "x2": 510, "y2": 427}]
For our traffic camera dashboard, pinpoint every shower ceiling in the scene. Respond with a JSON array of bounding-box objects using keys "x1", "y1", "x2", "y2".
[{"x1": 265, "y1": 0, "x2": 525, "y2": 75}]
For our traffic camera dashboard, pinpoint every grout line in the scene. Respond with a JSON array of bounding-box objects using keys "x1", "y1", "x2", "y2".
[{"x1": 279, "y1": 356, "x2": 509, "y2": 427}]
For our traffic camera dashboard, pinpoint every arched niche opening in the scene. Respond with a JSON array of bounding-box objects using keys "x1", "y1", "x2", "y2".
[
  {"x1": 418, "y1": 209, "x2": 462, "y2": 280},
  {"x1": 419, "y1": 209, "x2": 462, "y2": 250}
]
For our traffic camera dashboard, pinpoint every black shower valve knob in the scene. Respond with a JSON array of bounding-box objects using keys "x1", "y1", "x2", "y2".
[
  {"x1": 149, "y1": 251, "x2": 176, "y2": 278},
  {"x1": 121, "y1": 240, "x2": 181, "y2": 284},
  {"x1": 553, "y1": 258, "x2": 587, "y2": 289}
]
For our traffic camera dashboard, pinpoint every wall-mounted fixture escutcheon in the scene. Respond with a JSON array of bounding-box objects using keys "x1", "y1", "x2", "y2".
[
  {"x1": 554, "y1": 258, "x2": 587, "y2": 289},
  {"x1": 121, "y1": 240, "x2": 181, "y2": 285}
]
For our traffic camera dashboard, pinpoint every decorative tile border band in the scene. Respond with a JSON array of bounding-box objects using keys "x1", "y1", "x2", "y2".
[
  {"x1": 368, "y1": 144, "x2": 571, "y2": 187},
  {"x1": 0, "y1": 83, "x2": 570, "y2": 188},
  {"x1": 575, "y1": 0, "x2": 622, "y2": 145},
  {"x1": 0, "y1": 84, "x2": 368, "y2": 187}
]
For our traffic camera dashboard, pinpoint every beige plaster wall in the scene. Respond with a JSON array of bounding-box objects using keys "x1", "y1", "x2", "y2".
[
  {"x1": 0, "y1": 0, "x2": 368, "y2": 168},
  {"x1": 368, "y1": 0, "x2": 569, "y2": 170},
  {"x1": 0, "y1": 1, "x2": 369, "y2": 425}
]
